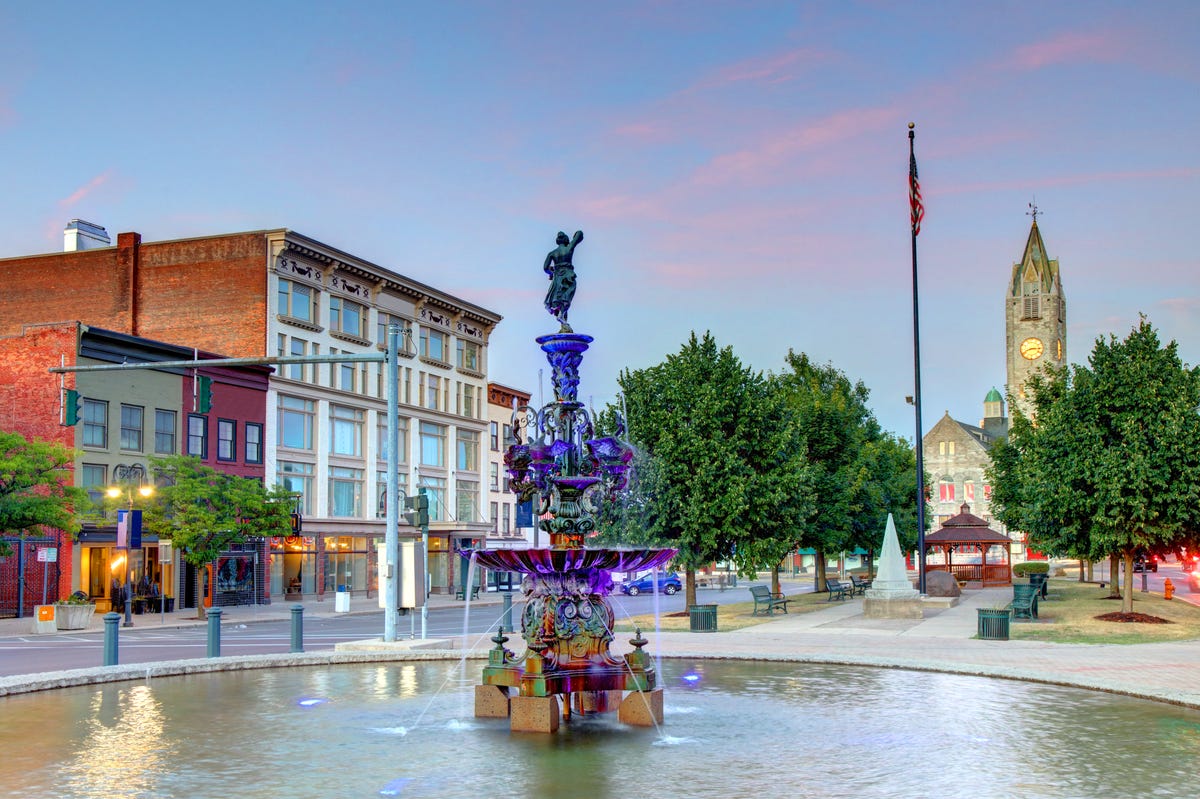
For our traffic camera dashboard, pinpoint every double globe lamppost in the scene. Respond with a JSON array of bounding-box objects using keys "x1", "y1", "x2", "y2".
[{"x1": 107, "y1": 464, "x2": 154, "y2": 628}]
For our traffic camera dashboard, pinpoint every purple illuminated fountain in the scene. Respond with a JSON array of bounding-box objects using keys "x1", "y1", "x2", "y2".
[{"x1": 471, "y1": 231, "x2": 676, "y2": 733}]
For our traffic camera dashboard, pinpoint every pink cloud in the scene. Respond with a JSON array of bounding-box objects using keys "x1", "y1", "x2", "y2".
[
  {"x1": 693, "y1": 48, "x2": 829, "y2": 90},
  {"x1": 938, "y1": 167, "x2": 1200, "y2": 197},
  {"x1": 58, "y1": 170, "x2": 115, "y2": 208},
  {"x1": 1004, "y1": 31, "x2": 1122, "y2": 71}
]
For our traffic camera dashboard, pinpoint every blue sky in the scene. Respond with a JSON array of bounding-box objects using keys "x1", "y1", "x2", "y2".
[{"x1": 3, "y1": 1, "x2": 1197, "y2": 441}]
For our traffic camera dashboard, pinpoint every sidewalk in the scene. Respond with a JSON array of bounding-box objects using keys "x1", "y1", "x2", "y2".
[{"x1": 4, "y1": 585, "x2": 1199, "y2": 710}]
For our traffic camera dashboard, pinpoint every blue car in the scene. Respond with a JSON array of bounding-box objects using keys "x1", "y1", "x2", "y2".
[{"x1": 620, "y1": 572, "x2": 681, "y2": 596}]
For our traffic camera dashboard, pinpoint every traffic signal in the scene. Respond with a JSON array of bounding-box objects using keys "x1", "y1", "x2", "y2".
[
  {"x1": 196, "y1": 376, "x2": 213, "y2": 413},
  {"x1": 404, "y1": 491, "x2": 430, "y2": 527},
  {"x1": 63, "y1": 389, "x2": 82, "y2": 426}
]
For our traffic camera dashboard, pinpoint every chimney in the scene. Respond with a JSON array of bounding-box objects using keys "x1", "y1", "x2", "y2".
[{"x1": 64, "y1": 219, "x2": 111, "y2": 251}]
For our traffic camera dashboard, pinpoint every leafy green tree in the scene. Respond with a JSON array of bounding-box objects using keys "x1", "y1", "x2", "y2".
[
  {"x1": 615, "y1": 333, "x2": 807, "y2": 606},
  {"x1": 143, "y1": 454, "x2": 295, "y2": 617},
  {"x1": 988, "y1": 318, "x2": 1200, "y2": 613},
  {"x1": 0, "y1": 430, "x2": 88, "y2": 558},
  {"x1": 845, "y1": 432, "x2": 923, "y2": 574}
]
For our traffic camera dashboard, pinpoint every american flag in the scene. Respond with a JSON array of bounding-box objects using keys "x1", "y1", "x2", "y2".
[{"x1": 909, "y1": 149, "x2": 924, "y2": 235}]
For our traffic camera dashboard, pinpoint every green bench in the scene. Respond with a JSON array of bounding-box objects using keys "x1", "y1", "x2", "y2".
[
  {"x1": 849, "y1": 575, "x2": 872, "y2": 595},
  {"x1": 455, "y1": 584, "x2": 480, "y2": 601},
  {"x1": 749, "y1": 585, "x2": 790, "y2": 616},
  {"x1": 824, "y1": 578, "x2": 851, "y2": 601},
  {"x1": 1009, "y1": 583, "x2": 1039, "y2": 620}
]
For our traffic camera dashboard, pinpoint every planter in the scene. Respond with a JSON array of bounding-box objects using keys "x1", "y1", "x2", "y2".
[
  {"x1": 977, "y1": 607, "x2": 1011, "y2": 641},
  {"x1": 56, "y1": 604, "x2": 97, "y2": 630}
]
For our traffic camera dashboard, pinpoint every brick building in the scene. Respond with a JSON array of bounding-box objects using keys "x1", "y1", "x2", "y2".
[{"x1": 0, "y1": 226, "x2": 502, "y2": 598}]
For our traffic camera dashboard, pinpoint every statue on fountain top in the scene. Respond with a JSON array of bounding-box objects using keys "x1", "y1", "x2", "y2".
[{"x1": 543, "y1": 230, "x2": 584, "y2": 332}]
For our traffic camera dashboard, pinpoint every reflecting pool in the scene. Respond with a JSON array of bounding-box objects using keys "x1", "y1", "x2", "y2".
[{"x1": 3, "y1": 660, "x2": 1197, "y2": 798}]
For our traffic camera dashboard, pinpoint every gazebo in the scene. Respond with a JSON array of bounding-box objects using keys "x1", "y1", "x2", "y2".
[{"x1": 924, "y1": 503, "x2": 1013, "y2": 588}]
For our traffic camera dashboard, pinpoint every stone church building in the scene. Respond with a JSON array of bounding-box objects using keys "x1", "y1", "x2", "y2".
[{"x1": 922, "y1": 217, "x2": 1066, "y2": 554}]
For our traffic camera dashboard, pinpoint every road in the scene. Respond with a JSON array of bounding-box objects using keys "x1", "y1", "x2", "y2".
[{"x1": 0, "y1": 583, "x2": 765, "y2": 678}]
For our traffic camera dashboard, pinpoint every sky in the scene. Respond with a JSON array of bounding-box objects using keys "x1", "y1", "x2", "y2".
[{"x1": 2, "y1": 1, "x2": 1197, "y2": 441}]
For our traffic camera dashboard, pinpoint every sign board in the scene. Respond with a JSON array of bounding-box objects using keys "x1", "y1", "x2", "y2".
[
  {"x1": 159, "y1": 540, "x2": 173, "y2": 560},
  {"x1": 516, "y1": 500, "x2": 533, "y2": 528},
  {"x1": 36, "y1": 547, "x2": 58, "y2": 563},
  {"x1": 399, "y1": 540, "x2": 426, "y2": 609}
]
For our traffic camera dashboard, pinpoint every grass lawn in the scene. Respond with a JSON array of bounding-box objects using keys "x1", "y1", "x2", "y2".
[
  {"x1": 1009, "y1": 580, "x2": 1200, "y2": 644},
  {"x1": 613, "y1": 587, "x2": 844, "y2": 633}
]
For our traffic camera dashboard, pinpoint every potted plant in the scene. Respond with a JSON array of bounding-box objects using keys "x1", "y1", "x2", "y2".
[{"x1": 54, "y1": 592, "x2": 97, "y2": 630}]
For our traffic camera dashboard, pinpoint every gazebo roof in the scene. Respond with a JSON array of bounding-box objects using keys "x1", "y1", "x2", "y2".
[{"x1": 925, "y1": 503, "x2": 1013, "y2": 545}]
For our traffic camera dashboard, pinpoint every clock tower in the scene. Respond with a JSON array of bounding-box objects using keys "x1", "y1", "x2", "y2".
[{"x1": 1005, "y1": 214, "x2": 1066, "y2": 418}]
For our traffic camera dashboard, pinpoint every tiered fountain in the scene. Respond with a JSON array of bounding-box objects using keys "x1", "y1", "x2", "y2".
[{"x1": 471, "y1": 231, "x2": 676, "y2": 733}]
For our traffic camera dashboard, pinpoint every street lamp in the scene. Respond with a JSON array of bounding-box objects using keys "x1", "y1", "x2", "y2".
[{"x1": 108, "y1": 464, "x2": 154, "y2": 628}]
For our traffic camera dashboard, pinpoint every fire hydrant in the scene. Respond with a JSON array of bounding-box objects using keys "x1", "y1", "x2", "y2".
[{"x1": 1164, "y1": 578, "x2": 1174, "y2": 600}]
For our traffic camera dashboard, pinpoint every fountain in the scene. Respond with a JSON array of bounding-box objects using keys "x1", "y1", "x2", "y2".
[{"x1": 469, "y1": 230, "x2": 676, "y2": 732}]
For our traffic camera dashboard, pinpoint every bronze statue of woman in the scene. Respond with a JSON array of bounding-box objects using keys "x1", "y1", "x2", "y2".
[{"x1": 543, "y1": 230, "x2": 584, "y2": 332}]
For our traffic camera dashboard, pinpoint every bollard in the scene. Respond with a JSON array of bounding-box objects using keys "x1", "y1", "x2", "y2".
[
  {"x1": 206, "y1": 607, "x2": 222, "y2": 658},
  {"x1": 290, "y1": 604, "x2": 304, "y2": 653},
  {"x1": 103, "y1": 612, "x2": 121, "y2": 666},
  {"x1": 502, "y1": 591, "x2": 513, "y2": 630}
]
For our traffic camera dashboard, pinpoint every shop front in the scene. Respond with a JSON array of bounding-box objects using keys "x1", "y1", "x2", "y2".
[{"x1": 77, "y1": 529, "x2": 171, "y2": 615}]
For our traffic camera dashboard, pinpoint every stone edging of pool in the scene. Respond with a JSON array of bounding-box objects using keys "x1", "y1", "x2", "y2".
[{"x1": 4, "y1": 643, "x2": 1199, "y2": 712}]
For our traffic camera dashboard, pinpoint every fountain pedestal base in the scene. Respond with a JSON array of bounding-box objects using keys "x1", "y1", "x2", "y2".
[
  {"x1": 511, "y1": 695, "x2": 561, "y2": 733},
  {"x1": 618, "y1": 688, "x2": 664, "y2": 727},
  {"x1": 475, "y1": 685, "x2": 511, "y2": 719}
]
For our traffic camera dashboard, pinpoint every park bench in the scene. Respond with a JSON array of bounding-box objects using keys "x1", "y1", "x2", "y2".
[
  {"x1": 749, "y1": 585, "x2": 790, "y2": 616},
  {"x1": 1008, "y1": 583, "x2": 1039, "y2": 621},
  {"x1": 849, "y1": 575, "x2": 872, "y2": 595},
  {"x1": 825, "y1": 579, "x2": 850, "y2": 602},
  {"x1": 455, "y1": 584, "x2": 480, "y2": 601}
]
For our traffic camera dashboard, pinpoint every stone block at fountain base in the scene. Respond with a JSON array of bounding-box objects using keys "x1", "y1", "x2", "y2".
[
  {"x1": 510, "y1": 695, "x2": 560, "y2": 733},
  {"x1": 863, "y1": 596, "x2": 925, "y2": 619},
  {"x1": 618, "y1": 688, "x2": 664, "y2": 727},
  {"x1": 580, "y1": 690, "x2": 623, "y2": 714},
  {"x1": 474, "y1": 685, "x2": 511, "y2": 719}
]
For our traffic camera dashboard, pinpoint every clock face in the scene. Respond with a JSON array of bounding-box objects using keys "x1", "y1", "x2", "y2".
[{"x1": 1020, "y1": 337, "x2": 1044, "y2": 360}]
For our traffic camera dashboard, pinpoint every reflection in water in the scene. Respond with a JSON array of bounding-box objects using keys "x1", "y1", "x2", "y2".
[
  {"x1": 2, "y1": 660, "x2": 1199, "y2": 799},
  {"x1": 62, "y1": 685, "x2": 168, "y2": 799}
]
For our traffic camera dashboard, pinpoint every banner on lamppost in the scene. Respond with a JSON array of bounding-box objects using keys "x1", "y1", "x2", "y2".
[
  {"x1": 516, "y1": 500, "x2": 533, "y2": 528},
  {"x1": 117, "y1": 509, "x2": 143, "y2": 549}
]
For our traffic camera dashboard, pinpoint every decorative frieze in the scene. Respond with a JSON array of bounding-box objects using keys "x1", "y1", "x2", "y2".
[
  {"x1": 275, "y1": 255, "x2": 323, "y2": 285},
  {"x1": 457, "y1": 320, "x2": 484, "y2": 340},
  {"x1": 329, "y1": 273, "x2": 370, "y2": 299},
  {"x1": 421, "y1": 307, "x2": 451, "y2": 329}
]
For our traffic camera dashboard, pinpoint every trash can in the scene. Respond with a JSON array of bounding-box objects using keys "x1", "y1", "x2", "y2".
[
  {"x1": 689, "y1": 604, "x2": 718, "y2": 633},
  {"x1": 977, "y1": 607, "x2": 1011, "y2": 640},
  {"x1": 335, "y1": 590, "x2": 350, "y2": 613}
]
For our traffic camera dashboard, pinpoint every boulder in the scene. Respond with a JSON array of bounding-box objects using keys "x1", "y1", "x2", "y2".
[{"x1": 924, "y1": 570, "x2": 962, "y2": 597}]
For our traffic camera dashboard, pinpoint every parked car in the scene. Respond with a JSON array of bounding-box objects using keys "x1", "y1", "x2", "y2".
[
  {"x1": 1133, "y1": 553, "x2": 1158, "y2": 573},
  {"x1": 620, "y1": 572, "x2": 681, "y2": 596}
]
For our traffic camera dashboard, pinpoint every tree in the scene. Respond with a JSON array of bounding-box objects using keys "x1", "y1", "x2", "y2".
[
  {"x1": 143, "y1": 454, "x2": 295, "y2": 617},
  {"x1": 615, "y1": 333, "x2": 808, "y2": 607},
  {"x1": 988, "y1": 318, "x2": 1200, "y2": 613},
  {"x1": 844, "y1": 432, "x2": 923, "y2": 573},
  {"x1": 0, "y1": 430, "x2": 88, "y2": 558}
]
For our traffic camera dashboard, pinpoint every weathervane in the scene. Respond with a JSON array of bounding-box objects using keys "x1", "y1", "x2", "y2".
[{"x1": 1027, "y1": 199, "x2": 1040, "y2": 222}]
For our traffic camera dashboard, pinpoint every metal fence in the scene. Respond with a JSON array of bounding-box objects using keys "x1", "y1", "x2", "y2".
[{"x1": 0, "y1": 536, "x2": 62, "y2": 618}]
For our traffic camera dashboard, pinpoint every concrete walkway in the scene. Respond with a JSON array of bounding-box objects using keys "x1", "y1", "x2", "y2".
[{"x1": 4, "y1": 586, "x2": 1199, "y2": 710}]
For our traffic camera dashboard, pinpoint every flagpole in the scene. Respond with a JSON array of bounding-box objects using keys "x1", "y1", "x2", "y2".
[{"x1": 909, "y1": 122, "x2": 927, "y2": 595}]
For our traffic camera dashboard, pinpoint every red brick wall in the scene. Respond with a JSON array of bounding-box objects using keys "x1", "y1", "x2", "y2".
[
  {"x1": 0, "y1": 231, "x2": 269, "y2": 357},
  {"x1": 0, "y1": 322, "x2": 80, "y2": 599}
]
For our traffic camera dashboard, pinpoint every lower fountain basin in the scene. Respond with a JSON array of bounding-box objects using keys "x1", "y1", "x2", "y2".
[{"x1": 1, "y1": 659, "x2": 1196, "y2": 798}]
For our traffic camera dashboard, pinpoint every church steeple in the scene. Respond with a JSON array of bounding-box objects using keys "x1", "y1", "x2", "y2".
[{"x1": 1005, "y1": 213, "x2": 1067, "y2": 418}]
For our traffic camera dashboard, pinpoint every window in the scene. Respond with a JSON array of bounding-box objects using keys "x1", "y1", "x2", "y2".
[
  {"x1": 938, "y1": 479, "x2": 955, "y2": 503},
  {"x1": 420, "y1": 328, "x2": 448, "y2": 362},
  {"x1": 461, "y1": 383, "x2": 476, "y2": 418},
  {"x1": 983, "y1": 484, "x2": 993, "y2": 501},
  {"x1": 278, "y1": 278, "x2": 315, "y2": 323},
  {"x1": 964, "y1": 481, "x2": 975, "y2": 502},
  {"x1": 1021, "y1": 283, "x2": 1041, "y2": 320},
  {"x1": 457, "y1": 479, "x2": 479, "y2": 523},
  {"x1": 339, "y1": 361, "x2": 356, "y2": 393},
  {"x1": 154, "y1": 409, "x2": 176, "y2": 454},
  {"x1": 82, "y1": 399, "x2": 108, "y2": 448},
  {"x1": 490, "y1": 421, "x2": 499, "y2": 451},
  {"x1": 119, "y1": 405, "x2": 144, "y2": 452},
  {"x1": 457, "y1": 429, "x2": 479, "y2": 471},
  {"x1": 502, "y1": 503, "x2": 511, "y2": 534},
  {"x1": 278, "y1": 395, "x2": 315, "y2": 450},
  {"x1": 289, "y1": 338, "x2": 307, "y2": 380},
  {"x1": 456, "y1": 339, "x2": 480, "y2": 372},
  {"x1": 376, "y1": 470, "x2": 408, "y2": 518},
  {"x1": 245, "y1": 423, "x2": 263, "y2": 464},
  {"x1": 377, "y1": 313, "x2": 411, "y2": 349},
  {"x1": 489, "y1": 463, "x2": 499, "y2": 491},
  {"x1": 418, "y1": 475, "x2": 446, "y2": 521},
  {"x1": 330, "y1": 296, "x2": 366, "y2": 338},
  {"x1": 329, "y1": 466, "x2": 364, "y2": 517},
  {"x1": 490, "y1": 501, "x2": 499, "y2": 534},
  {"x1": 187, "y1": 414, "x2": 208, "y2": 458},
  {"x1": 277, "y1": 461, "x2": 314, "y2": 515},
  {"x1": 423, "y1": 374, "x2": 441, "y2": 410},
  {"x1": 376, "y1": 417, "x2": 408, "y2": 464},
  {"x1": 420, "y1": 422, "x2": 445, "y2": 466},
  {"x1": 217, "y1": 419, "x2": 236, "y2": 461},
  {"x1": 81, "y1": 463, "x2": 107, "y2": 504},
  {"x1": 502, "y1": 424, "x2": 512, "y2": 446},
  {"x1": 330, "y1": 404, "x2": 364, "y2": 457}
]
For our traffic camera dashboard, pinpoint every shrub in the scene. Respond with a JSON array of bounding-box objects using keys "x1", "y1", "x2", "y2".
[
  {"x1": 55, "y1": 591, "x2": 93, "y2": 606},
  {"x1": 1013, "y1": 561, "x2": 1050, "y2": 577}
]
